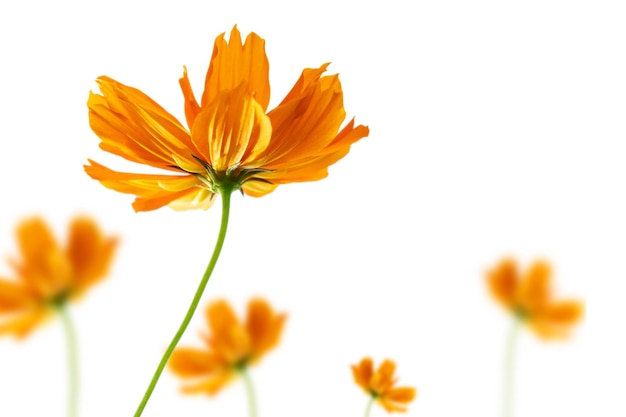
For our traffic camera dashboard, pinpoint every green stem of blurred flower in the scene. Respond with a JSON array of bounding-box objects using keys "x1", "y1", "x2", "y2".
[
  {"x1": 503, "y1": 318, "x2": 521, "y2": 417},
  {"x1": 134, "y1": 189, "x2": 234, "y2": 416},
  {"x1": 240, "y1": 367, "x2": 258, "y2": 417},
  {"x1": 364, "y1": 395, "x2": 375, "y2": 417},
  {"x1": 59, "y1": 304, "x2": 78, "y2": 417}
]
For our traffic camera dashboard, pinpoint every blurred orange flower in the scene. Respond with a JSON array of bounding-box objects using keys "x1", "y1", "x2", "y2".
[
  {"x1": 0, "y1": 217, "x2": 118, "y2": 338},
  {"x1": 86, "y1": 26, "x2": 369, "y2": 212},
  {"x1": 487, "y1": 258, "x2": 584, "y2": 339},
  {"x1": 352, "y1": 357, "x2": 416, "y2": 413},
  {"x1": 168, "y1": 298, "x2": 286, "y2": 395}
]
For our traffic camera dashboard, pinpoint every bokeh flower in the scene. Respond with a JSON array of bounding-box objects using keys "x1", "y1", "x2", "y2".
[
  {"x1": 0, "y1": 216, "x2": 118, "y2": 338},
  {"x1": 487, "y1": 258, "x2": 584, "y2": 339},
  {"x1": 169, "y1": 298, "x2": 286, "y2": 395},
  {"x1": 352, "y1": 357, "x2": 416, "y2": 413},
  {"x1": 86, "y1": 26, "x2": 369, "y2": 212}
]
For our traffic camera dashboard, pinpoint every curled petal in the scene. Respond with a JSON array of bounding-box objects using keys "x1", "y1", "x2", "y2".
[
  {"x1": 191, "y1": 84, "x2": 272, "y2": 172},
  {"x1": 206, "y1": 300, "x2": 250, "y2": 363}
]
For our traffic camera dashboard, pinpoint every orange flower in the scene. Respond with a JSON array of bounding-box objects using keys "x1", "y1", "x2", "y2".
[
  {"x1": 0, "y1": 217, "x2": 118, "y2": 338},
  {"x1": 168, "y1": 298, "x2": 286, "y2": 395},
  {"x1": 86, "y1": 26, "x2": 369, "y2": 212},
  {"x1": 352, "y1": 357, "x2": 416, "y2": 413},
  {"x1": 486, "y1": 258, "x2": 584, "y2": 339}
]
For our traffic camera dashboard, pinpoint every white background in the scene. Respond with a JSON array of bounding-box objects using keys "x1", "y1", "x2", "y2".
[{"x1": 0, "y1": 1, "x2": 622, "y2": 416}]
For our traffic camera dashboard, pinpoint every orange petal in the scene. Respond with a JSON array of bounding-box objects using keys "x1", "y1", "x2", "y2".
[
  {"x1": 530, "y1": 300, "x2": 584, "y2": 340},
  {"x1": 169, "y1": 347, "x2": 222, "y2": 377},
  {"x1": 245, "y1": 298, "x2": 286, "y2": 360},
  {"x1": 351, "y1": 357, "x2": 374, "y2": 392},
  {"x1": 486, "y1": 258, "x2": 518, "y2": 309},
  {"x1": 206, "y1": 300, "x2": 250, "y2": 363},
  {"x1": 89, "y1": 76, "x2": 199, "y2": 171},
  {"x1": 519, "y1": 260, "x2": 552, "y2": 314},
  {"x1": 12, "y1": 218, "x2": 72, "y2": 297},
  {"x1": 371, "y1": 359, "x2": 397, "y2": 394},
  {"x1": 202, "y1": 26, "x2": 271, "y2": 111},
  {"x1": 265, "y1": 66, "x2": 347, "y2": 168},
  {"x1": 0, "y1": 307, "x2": 50, "y2": 339},
  {"x1": 179, "y1": 66, "x2": 202, "y2": 129},
  {"x1": 191, "y1": 84, "x2": 272, "y2": 172},
  {"x1": 85, "y1": 160, "x2": 215, "y2": 212},
  {"x1": 180, "y1": 368, "x2": 236, "y2": 396},
  {"x1": 385, "y1": 386, "x2": 417, "y2": 403},
  {"x1": 0, "y1": 280, "x2": 36, "y2": 312},
  {"x1": 66, "y1": 217, "x2": 118, "y2": 292}
]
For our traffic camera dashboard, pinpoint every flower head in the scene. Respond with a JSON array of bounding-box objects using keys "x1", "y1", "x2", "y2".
[
  {"x1": 0, "y1": 217, "x2": 118, "y2": 338},
  {"x1": 486, "y1": 258, "x2": 584, "y2": 339},
  {"x1": 168, "y1": 298, "x2": 286, "y2": 395},
  {"x1": 352, "y1": 357, "x2": 416, "y2": 413},
  {"x1": 86, "y1": 26, "x2": 369, "y2": 212}
]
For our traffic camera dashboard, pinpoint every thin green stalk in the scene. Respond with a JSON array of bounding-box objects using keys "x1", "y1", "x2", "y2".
[
  {"x1": 240, "y1": 367, "x2": 258, "y2": 417},
  {"x1": 502, "y1": 318, "x2": 521, "y2": 417},
  {"x1": 58, "y1": 304, "x2": 79, "y2": 417},
  {"x1": 134, "y1": 189, "x2": 234, "y2": 416},
  {"x1": 364, "y1": 395, "x2": 376, "y2": 417}
]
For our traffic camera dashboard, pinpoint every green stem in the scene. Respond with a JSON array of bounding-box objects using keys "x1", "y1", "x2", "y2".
[
  {"x1": 58, "y1": 304, "x2": 79, "y2": 417},
  {"x1": 134, "y1": 189, "x2": 234, "y2": 416},
  {"x1": 240, "y1": 367, "x2": 258, "y2": 417},
  {"x1": 364, "y1": 395, "x2": 376, "y2": 417},
  {"x1": 502, "y1": 318, "x2": 521, "y2": 417}
]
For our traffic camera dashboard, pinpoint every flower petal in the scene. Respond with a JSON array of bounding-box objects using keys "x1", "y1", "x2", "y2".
[
  {"x1": 0, "y1": 307, "x2": 50, "y2": 339},
  {"x1": 206, "y1": 300, "x2": 250, "y2": 363},
  {"x1": 371, "y1": 359, "x2": 397, "y2": 394},
  {"x1": 66, "y1": 217, "x2": 118, "y2": 293},
  {"x1": 0, "y1": 280, "x2": 36, "y2": 311},
  {"x1": 245, "y1": 298, "x2": 286, "y2": 360},
  {"x1": 169, "y1": 347, "x2": 222, "y2": 377},
  {"x1": 191, "y1": 84, "x2": 272, "y2": 172},
  {"x1": 519, "y1": 260, "x2": 551, "y2": 314},
  {"x1": 202, "y1": 26, "x2": 270, "y2": 111},
  {"x1": 89, "y1": 76, "x2": 200, "y2": 172},
  {"x1": 486, "y1": 258, "x2": 518, "y2": 310},
  {"x1": 85, "y1": 160, "x2": 215, "y2": 212},
  {"x1": 179, "y1": 65, "x2": 202, "y2": 128},
  {"x1": 351, "y1": 357, "x2": 374, "y2": 392}
]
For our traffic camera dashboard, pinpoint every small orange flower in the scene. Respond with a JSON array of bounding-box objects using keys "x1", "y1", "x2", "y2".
[
  {"x1": 352, "y1": 357, "x2": 416, "y2": 413},
  {"x1": 86, "y1": 26, "x2": 369, "y2": 212},
  {"x1": 0, "y1": 217, "x2": 118, "y2": 338},
  {"x1": 486, "y1": 258, "x2": 584, "y2": 339},
  {"x1": 168, "y1": 298, "x2": 286, "y2": 395}
]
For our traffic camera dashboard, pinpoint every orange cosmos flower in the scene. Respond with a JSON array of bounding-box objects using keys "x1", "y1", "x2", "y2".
[
  {"x1": 486, "y1": 258, "x2": 584, "y2": 339},
  {"x1": 168, "y1": 298, "x2": 286, "y2": 395},
  {"x1": 352, "y1": 357, "x2": 416, "y2": 413},
  {"x1": 86, "y1": 26, "x2": 369, "y2": 212},
  {"x1": 0, "y1": 217, "x2": 118, "y2": 338}
]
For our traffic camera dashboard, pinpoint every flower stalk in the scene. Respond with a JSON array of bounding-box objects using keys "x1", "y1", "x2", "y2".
[
  {"x1": 58, "y1": 303, "x2": 79, "y2": 417},
  {"x1": 134, "y1": 188, "x2": 234, "y2": 416},
  {"x1": 502, "y1": 318, "x2": 521, "y2": 417},
  {"x1": 364, "y1": 395, "x2": 376, "y2": 417},
  {"x1": 239, "y1": 367, "x2": 259, "y2": 417}
]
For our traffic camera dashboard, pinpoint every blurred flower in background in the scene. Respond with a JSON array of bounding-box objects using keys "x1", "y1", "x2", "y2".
[
  {"x1": 0, "y1": 216, "x2": 118, "y2": 337},
  {"x1": 487, "y1": 258, "x2": 584, "y2": 417},
  {"x1": 352, "y1": 357, "x2": 416, "y2": 414},
  {"x1": 486, "y1": 258, "x2": 584, "y2": 339},
  {"x1": 169, "y1": 298, "x2": 286, "y2": 399},
  {"x1": 86, "y1": 26, "x2": 369, "y2": 212}
]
